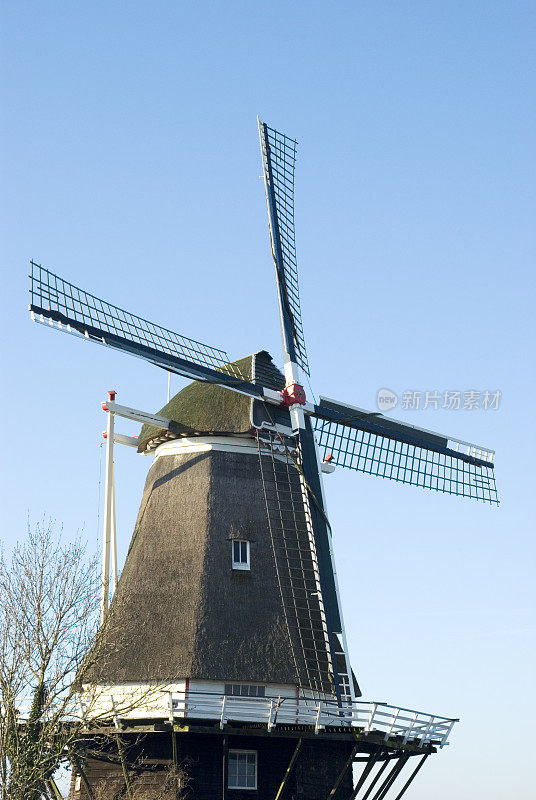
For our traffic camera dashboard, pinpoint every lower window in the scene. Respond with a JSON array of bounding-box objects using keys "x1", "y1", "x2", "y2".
[{"x1": 228, "y1": 750, "x2": 257, "y2": 789}]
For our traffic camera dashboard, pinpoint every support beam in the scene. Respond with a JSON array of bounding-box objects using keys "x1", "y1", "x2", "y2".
[
  {"x1": 360, "y1": 757, "x2": 390, "y2": 800},
  {"x1": 116, "y1": 734, "x2": 133, "y2": 800},
  {"x1": 371, "y1": 755, "x2": 410, "y2": 800},
  {"x1": 70, "y1": 753, "x2": 95, "y2": 800},
  {"x1": 326, "y1": 743, "x2": 359, "y2": 799},
  {"x1": 393, "y1": 754, "x2": 429, "y2": 800},
  {"x1": 113, "y1": 431, "x2": 139, "y2": 447},
  {"x1": 274, "y1": 738, "x2": 302, "y2": 800},
  {"x1": 222, "y1": 734, "x2": 229, "y2": 800},
  {"x1": 46, "y1": 777, "x2": 63, "y2": 800},
  {"x1": 172, "y1": 729, "x2": 180, "y2": 800},
  {"x1": 172, "y1": 728, "x2": 178, "y2": 767},
  {"x1": 106, "y1": 400, "x2": 174, "y2": 430},
  {"x1": 349, "y1": 749, "x2": 382, "y2": 800}
]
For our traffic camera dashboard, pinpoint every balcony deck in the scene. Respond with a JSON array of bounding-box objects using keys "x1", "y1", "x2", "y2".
[{"x1": 169, "y1": 691, "x2": 457, "y2": 749}]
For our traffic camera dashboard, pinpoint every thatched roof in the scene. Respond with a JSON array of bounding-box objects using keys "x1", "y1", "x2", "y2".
[{"x1": 137, "y1": 351, "x2": 285, "y2": 453}]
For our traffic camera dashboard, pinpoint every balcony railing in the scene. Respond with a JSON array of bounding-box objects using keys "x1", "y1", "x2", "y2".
[
  {"x1": 14, "y1": 690, "x2": 457, "y2": 750},
  {"x1": 169, "y1": 691, "x2": 457, "y2": 748}
]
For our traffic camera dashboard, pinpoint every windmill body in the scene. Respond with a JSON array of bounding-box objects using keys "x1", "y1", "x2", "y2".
[
  {"x1": 74, "y1": 353, "x2": 359, "y2": 798},
  {"x1": 28, "y1": 120, "x2": 497, "y2": 799},
  {"x1": 88, "y1": 352, "x2": 351, "y2": 702}
]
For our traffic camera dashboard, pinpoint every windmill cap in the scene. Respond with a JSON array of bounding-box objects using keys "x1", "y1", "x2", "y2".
[{"x1": 137, "y1": 351, "x2": 285, "y2": 453}]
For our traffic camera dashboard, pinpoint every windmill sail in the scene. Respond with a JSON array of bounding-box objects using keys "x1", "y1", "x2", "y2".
[
  {"x1": 29, "y1": 261, "x2": 262, "y2": 397},
  {"x1": 256, "y1": 424, "x2": 355, "y2": 702},
  {"x1": 257, "y1": 430, "x2": 335, "y2": 696},
  {"x1": 313, "y1": 397, "x2": 498, "y2": 504},
  {"x1": 258, "y1": 120, "x2": 309, "y2": 375},
  {"x1": 259, "y1": 121, "x2": 360, "y2": 703}
]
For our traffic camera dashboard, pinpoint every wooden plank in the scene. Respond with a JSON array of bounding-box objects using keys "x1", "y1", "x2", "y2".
[{"x1": 74, "y1": 722, "x2": 436, "y2": 754}]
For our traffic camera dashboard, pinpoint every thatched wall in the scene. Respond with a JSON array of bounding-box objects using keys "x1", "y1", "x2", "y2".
[
  {"x1": 88, "y1": 447, "x2": 303, "y2": 685},
  {"x1": 87, "y1": 350, "x2": 339, "y2": 693}
]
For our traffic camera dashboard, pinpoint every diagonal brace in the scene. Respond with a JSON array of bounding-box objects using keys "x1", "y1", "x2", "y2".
[
  {"x1": 327, "y1": 743, "x2": 360, "y2": 799},
  {"x1": 274, "y1": 738, "x2": 302, "y2": 800}
]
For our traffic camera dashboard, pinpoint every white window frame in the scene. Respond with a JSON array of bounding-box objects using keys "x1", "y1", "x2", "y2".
[
  {"x1": 232, "y1": 539, "x2": 250, "y2": 570},
  {"x1": 228, "y1": 749, "x2": 257, "y2": 790},
  {"x1": 225, "y1": 683, "x2": 266, "y2": 698}
]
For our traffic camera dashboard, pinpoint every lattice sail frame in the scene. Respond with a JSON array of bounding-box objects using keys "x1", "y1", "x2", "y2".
[
  {"x1": 259, "y1": 121, "x2": 309, "y2": 375},
  {"x1": 314, "y1": 418, "x2": 498, "y2": 505},
  {"x1": 29, "y1": 261, "x2": 244, "y2": 379},
  {"x1": 257, "y1": 431, "x2": 336, "y2": 696}
]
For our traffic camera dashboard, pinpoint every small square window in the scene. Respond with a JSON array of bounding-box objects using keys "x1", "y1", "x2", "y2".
[
  {"x1": 228, "y1": 750, "x2": 257, "y2": 789},
  {"x1": 232, "y1": 539, "x2": 250, "y2": 570}
]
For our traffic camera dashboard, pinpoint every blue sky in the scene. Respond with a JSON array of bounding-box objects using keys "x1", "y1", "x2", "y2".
[{"x1": 1, "y1": 2, "x2": 535, "y2": 797}]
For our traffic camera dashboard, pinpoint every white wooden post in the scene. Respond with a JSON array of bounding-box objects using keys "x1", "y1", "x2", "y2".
[
  {"x1": 267, "y1": 699, "x2": 275, "y2": 731},
  {"x1": 384, "y1": 707, "x2": 400, "y2": 742},
  {"x1": 366, "y1": 702, "x2": 378, "y2": 732},
  {"x1": 219, "y1": 695, "x2": 227, "y2": 729},
  {"x1": 441, "y1": 719, "x2": 457, "y2": 748},
  {"x1": 110, "y1": 694, "x2": 119, "y2": 730},
  {"x1": 314, "y1": 701, "x2": 324, "y2": 734},
  {"x1": 100, "y1": 390, "x2": 116, "y2": 625},
  {"x1": 402, "y1": 711, "x2": 419, "y2": 745},
  {"x1": 419, "y1": 715, "x2": 434, "y2": 747},
  {"x1": 111, "y1": 460, "x2": 118, "y2": 593}
]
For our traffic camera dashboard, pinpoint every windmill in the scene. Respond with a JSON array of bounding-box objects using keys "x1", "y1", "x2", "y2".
[{"x1": 28, "y1": 119, "x2": 498, "y2": 800}]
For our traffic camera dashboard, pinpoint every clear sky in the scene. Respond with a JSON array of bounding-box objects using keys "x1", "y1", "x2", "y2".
[{"x1": 1, "y1": 2, "x2": 535, "y2": 797}]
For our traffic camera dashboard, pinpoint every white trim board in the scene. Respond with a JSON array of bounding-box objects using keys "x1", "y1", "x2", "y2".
[{"x1": 153, "y1": 436, "x2": 294, "y2": 465}]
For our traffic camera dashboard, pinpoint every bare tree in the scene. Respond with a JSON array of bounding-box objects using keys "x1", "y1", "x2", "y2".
[{"x1": 0, "y1": 519, "x2": 100, "y2": 800}]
